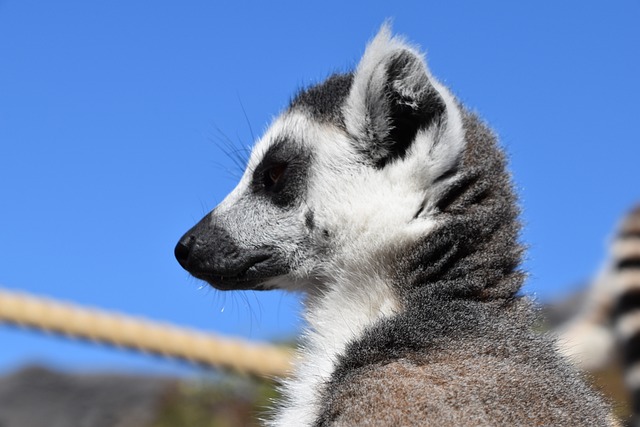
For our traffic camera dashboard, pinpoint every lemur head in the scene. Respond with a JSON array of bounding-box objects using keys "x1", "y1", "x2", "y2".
[{"x1": 175, "y1": 26, "x2": 467, "y2": 293}]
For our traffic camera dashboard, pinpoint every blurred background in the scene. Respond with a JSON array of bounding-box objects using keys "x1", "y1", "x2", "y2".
[{"x1": 0, "y1": 1, "x2": 638, "y2": 425}]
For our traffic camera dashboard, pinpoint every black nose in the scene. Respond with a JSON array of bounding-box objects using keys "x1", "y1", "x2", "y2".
[{"x1": 174, "y1": 235, "x2": 194, "y2": 270}]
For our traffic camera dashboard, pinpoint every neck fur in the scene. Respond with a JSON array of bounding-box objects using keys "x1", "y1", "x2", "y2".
[
  {"x1": 271, "y1": 272, "x2": 401, "y2": 426},
  {"x1": 270, "y1": 112, "x2": 522, "y2": 426}
]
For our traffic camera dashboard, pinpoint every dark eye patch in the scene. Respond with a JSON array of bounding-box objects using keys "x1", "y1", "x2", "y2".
[{"x1": 251, "y1": 137, "x2": 310, "y2": 208}]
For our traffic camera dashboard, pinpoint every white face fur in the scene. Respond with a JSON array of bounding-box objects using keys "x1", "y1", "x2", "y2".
[{"x1": 175, "y1": 25, "x2": 466, "y2": 295}]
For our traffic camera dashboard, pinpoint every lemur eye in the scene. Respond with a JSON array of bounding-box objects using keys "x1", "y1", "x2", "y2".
[{"x1": 264, "y1": 163, "x2": 287, "y2": 191}]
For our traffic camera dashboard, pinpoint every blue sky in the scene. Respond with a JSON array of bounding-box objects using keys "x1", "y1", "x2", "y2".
[{"x1": 0, "y1": 1, "x2": 638, "y2": 376}]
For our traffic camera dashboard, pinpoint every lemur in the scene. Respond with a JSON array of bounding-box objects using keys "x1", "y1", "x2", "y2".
[
  {"x1": 175, "y1": 26, "x2": 615, "y2": 426},
  {"x1": 558, "y1": 204, "x2": 640, "y2": 426}
]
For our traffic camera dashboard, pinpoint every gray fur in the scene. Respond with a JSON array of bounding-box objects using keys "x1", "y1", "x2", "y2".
[
  {"x1": 313, "y1": 112, "x2": 613, "y2": 426},
  {"x1": 290, "y1": 73, "x2": 354, "y2": 127},
  {"x1": 176, "y1": 27, "x2": 617, "y2": 426}
]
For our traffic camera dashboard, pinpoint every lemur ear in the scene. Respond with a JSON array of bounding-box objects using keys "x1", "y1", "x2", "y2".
[{"x1": 343, "y1": 25, "x2": 450, "y2": 168}]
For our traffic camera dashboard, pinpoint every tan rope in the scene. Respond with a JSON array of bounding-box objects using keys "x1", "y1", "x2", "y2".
[{"x1": 0, "y1": 288, "x2": 293, "y2": 378}]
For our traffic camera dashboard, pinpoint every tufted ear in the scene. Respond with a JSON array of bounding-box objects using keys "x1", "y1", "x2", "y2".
[{"x1": 343, "y1": 25, "x2": 452, "y2": 168}]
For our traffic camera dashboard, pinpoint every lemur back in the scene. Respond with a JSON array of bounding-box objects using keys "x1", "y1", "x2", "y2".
[{"x1": 175, "y1": 26, "x2": 615, "y2": 426}]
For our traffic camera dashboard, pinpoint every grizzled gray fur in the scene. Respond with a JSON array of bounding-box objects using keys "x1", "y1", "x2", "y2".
[
  {"x1": 312, "y1": 113, "x2": 613, "y2": 426},
  {"x1": 175, "y1": 25, "x2": 616, "y2": 426}
]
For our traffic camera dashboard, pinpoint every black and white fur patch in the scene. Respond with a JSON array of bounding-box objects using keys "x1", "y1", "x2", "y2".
[{"x1": 176, "y1": 23, "x2": 614, "y2": 427}]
